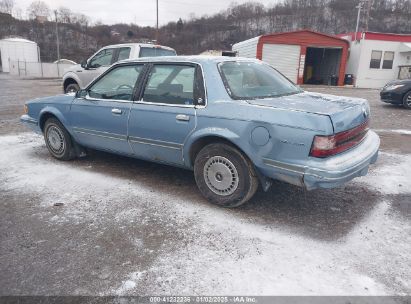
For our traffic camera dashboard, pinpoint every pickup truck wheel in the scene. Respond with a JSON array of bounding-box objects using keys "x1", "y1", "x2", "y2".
[
  {"x1": 194, "y1": 143, "x2": 258, "y2": 208},
  {"x1": 403, "y1": 91, "x2": 411, "y2": 109},
  {"x1": 44, "y1": 118, "x2": 75, "y2": 161},
  {"x1": 65, "y1": 83, "x2": 80, "y2": 93}
]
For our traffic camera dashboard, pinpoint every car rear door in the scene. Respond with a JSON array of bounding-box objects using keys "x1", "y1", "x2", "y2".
[
  {"x1": 82, "y1": 48, "x2": 116, "y2": 87},
  {"x1": 115, "y1": 47, "x2": 132, "y2": 61},
  {"x1": 70, "y1": 63, "x2": 145, "y2": 154},
  {"x1": 128, "y1": 62, "x2": 204, "y2": 165}
]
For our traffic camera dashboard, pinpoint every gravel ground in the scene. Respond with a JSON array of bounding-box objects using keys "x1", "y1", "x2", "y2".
[{"x1": 0, "y1": 74, "x2": 410, "y2": 296}]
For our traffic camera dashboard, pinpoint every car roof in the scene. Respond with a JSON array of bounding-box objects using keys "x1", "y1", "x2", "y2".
[
  {"x1": 102, "y1": 43, "x2": 175, "y2": 51},
  {"x1": 117, "y1": 55, "x2": 261, "y2": 65}
]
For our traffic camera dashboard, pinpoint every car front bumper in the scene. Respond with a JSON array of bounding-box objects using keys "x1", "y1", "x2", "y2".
[
  {"x1": 380, "y1": 90, "x2": 404, "y2": 104},
  {"x1": 20, "y1": 115, "x2": 41, "y2": 133},
  {"x1": 261, "y1": 130, "x2": 380, "y2": 190}
]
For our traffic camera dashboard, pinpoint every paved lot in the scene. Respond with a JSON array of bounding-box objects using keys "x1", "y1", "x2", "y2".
[{"x1": 0, "y1": 74, "x2": 410, "y2": 296}]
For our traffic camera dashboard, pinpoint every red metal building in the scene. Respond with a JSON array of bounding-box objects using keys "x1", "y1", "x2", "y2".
[{"x1": 232, "y1": 30, "x2": 350, "y2": 86}]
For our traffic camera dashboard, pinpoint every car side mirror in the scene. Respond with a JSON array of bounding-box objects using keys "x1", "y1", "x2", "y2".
[
  {"x1": 80, "y1": 60, "x2": 88, "y2": 69},
  {"x1": 75, "y1": 89, "x2": 88, "y2": 98}
]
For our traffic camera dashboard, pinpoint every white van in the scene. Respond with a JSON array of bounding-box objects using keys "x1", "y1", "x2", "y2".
[{"x1": 62, "y1": 43, "x2": 176, "y2": 93}]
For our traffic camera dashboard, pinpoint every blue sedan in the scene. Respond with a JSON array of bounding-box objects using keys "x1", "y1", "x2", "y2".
[{"x1": 21, "y1": 56, "x2": 380, "y2": 207}]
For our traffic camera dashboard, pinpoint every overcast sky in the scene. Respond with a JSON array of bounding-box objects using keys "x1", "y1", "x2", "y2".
[{"x1": 15, "y1": 0, "x2": 277, "y2": 26}]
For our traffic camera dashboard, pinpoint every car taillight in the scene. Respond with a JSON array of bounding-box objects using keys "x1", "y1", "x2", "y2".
[{"x1": 310, "y1": 120, "x2": 369, "y2": 158}]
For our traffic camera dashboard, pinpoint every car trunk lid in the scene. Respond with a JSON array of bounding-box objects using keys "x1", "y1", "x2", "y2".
[{"x1": 246, "y1": 91, "x2": 370, "y2": 133}]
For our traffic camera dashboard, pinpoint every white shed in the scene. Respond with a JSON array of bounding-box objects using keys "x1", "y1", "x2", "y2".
[{"x1": 0, "y1": 37, "x2": 39, "y2": 73}]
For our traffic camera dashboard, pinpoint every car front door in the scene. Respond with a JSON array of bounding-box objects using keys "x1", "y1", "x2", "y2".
[
  {"x1": 128, "y1": 63, "x2": 204, "y2": 165},
  {"x1": 81, "y1": 48, "x2": 116, "y2": 87},
  {"x1": 70, "y1": 63, "x2": 145, "y2": 154}
]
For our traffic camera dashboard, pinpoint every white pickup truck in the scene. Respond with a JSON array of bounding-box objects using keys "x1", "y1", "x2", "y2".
[{"x1": 62, "y1": 43, "x2": 176, "y2": 93}]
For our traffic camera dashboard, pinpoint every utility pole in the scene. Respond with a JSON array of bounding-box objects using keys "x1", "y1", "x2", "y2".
[
  {"x1": 355, "y1": 2, "x2": 362, "y2": 41},
  {"x1": 364, "y1": 0, "x2": 372, "y2": 32},
  {"x1": 155, "y1": 0, "x2": 159, "y2": 43},
  {"x1": 54, "y1": 10, "x2": 60, "y2": 61}
]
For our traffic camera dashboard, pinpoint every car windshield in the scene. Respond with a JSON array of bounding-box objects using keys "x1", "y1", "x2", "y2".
[
  {"x1": 139, "y1": 47, "x2": 176, "y2": 57},
  {"x1": 219, "y1": 61, "x2": 302, "y2": 99}
]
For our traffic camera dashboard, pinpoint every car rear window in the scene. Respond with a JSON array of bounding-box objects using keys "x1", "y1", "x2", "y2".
[
  {"x1": 218, "y1": 61, "x2": 302, "y2": 100},
  {"x1": 139, "y1": 47, "x2": 176, "y2": 57}
]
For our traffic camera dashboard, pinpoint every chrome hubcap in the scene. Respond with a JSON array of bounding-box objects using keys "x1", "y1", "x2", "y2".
[
  {"x1": 47, "y1": 126, "x2": 65, "y2": 155},
  {"x1": 407, "y1": 95, "x2": 411, "y2": 106},
  {"x1": 204, "y1": 156, "x2": 239, "y2": 196}
]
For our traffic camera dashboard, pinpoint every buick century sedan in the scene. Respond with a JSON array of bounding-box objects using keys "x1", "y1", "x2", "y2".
[{"x1": 21, "y1": 56, "x2": 380, "y2": 207}]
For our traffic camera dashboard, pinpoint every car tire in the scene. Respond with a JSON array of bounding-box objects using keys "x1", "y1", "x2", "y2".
[
  {"x1": 65, "y1": 83, "x2": 80, "y2": 94},
  {"x1": 44, "y1": 118, "x2": 75, "y2": 161},
  {"x1": 194, "y1": 143, "x2": 259, "y2": 208},
  {"x1": 403, "y1": 91, "x2": 411, "y2": 109}
]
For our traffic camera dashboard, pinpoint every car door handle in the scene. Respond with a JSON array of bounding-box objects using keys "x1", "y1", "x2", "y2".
[
  {"x1": 112, "y1": 108, "x2": 122, "y2": 115},
  {"x1": 176, "y1": 114, "x2": 190, "y2": 121}
]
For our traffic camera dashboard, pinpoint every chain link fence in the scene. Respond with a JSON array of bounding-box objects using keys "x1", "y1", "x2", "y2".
[{"x1": 8, "y1": 60, "x2": 75, "y2": 78}]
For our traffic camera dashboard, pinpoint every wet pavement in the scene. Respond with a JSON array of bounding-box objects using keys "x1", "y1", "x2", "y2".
[{"x1": 0, "y1": 75, "x2": 410, "y2": 295}]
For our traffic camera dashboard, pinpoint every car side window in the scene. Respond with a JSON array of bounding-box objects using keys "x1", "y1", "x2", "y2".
[
  {"x1": 142, "y1": 64, "x2": 196, "y2": 105},
  {"x1": 117, "y1": 47, "x2": 131, "y2": 61},
  {"x1": 89, "y1": 48, "x2": 114, "y2": 68},
  {"x1": 88, "y1": 65, "x2": 143, "y2": 101}
]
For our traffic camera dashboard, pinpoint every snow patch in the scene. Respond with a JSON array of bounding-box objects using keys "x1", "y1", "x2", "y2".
[
  {"x1": 114, "y1": 271, "x2": 145, "y2": 295},
  {"x1": 357, "y1": 152, "x2": 411, "y2": 194},
  {"x1": 144, "y1": 199, "x2": 390, "y2": 295},
  {"x1": 1, "y1": 134, "x2": 409, "y2": 295},
  {"x1": 375, "y1": 129, "x2": 411, "y2": 135}
]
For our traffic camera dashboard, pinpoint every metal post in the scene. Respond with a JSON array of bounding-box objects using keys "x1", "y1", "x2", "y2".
[
  {"x1": 54, "y1": 10, "x2": 60, "y2": 61},
  {"x1": 155, "y1": 0, "x2": 159, "y2": 42}
]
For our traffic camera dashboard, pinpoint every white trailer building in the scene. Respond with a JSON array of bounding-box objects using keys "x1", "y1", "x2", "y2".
[
  {"x1": 339, "y1": 32, "x2": 411, "y2": 88},
  {"x1": 0, "y1": 37, "x2": 39, "y2": 73}
]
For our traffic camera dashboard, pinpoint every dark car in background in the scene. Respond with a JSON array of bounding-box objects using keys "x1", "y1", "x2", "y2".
[{"x1": 380, "y1": 79, "x2": 411, "y2": 109}]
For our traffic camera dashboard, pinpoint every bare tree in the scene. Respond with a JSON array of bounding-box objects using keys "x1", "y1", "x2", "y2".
[
  {"x1": 0, "y1": 0, "x2": 14, "y2": 14},
  {"x1": 58, "y1": 6, "x2": 72, "y2": 23},
  {"x1": 26, "y1": 0, "x2": 50, "y2": 20},
  {"x1": 72, "y1": 13, "x2": 89, "y2": 26},
  {"x1": 12, "y1": 6, "x2": 22, "y2": 19}
]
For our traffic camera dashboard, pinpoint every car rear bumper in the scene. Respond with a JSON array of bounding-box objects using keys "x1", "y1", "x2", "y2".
[
  {"x1": 260, "y1": 131, "x2": 380, "y2": 190},
  {"x1": 20, "y1": 115, "x2": 41, "y2": 133},
  {"x1": 303, "y1": 130, "x2": 380, "y2": 190}
]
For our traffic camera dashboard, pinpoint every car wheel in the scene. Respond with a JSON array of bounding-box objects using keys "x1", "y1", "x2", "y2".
[
  {"x1": 403, "y1": 91, "x2": 411, "y2": 109},
  {"x1": 65, "y1": 83, "x2": 80, "y2": 94},
  {"x1": 194, "y1": 143, "x2": 259, "y2": 208},
  {"x1": 44, "y1": 118, "x2": 75, "y2": 161}
]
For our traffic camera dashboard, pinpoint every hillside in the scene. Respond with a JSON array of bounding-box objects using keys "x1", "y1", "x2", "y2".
[{"x1": 1, "y1": 0, "x2": 410, "y2": 62}]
